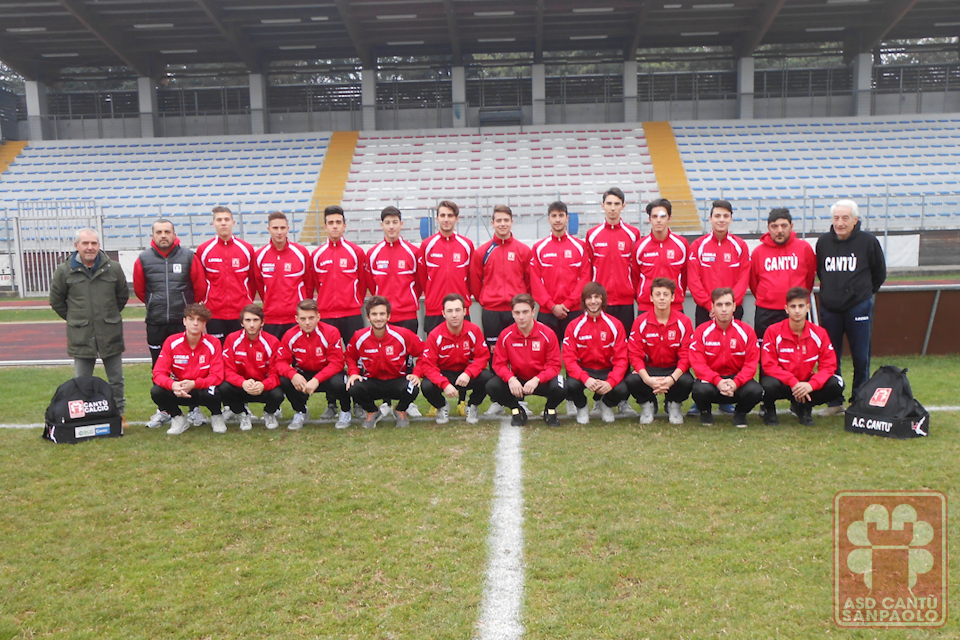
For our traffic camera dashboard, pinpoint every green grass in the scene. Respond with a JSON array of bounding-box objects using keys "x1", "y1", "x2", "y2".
[
  {"x1": 0, "y1": 426, "x2": 498, "y2": 639},
  {"x1": 0, "y1": 357, "x2": 958, "y2": 638}
]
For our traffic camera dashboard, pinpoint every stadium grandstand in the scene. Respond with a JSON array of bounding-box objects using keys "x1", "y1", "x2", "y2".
[{"x1": 1, "y1": 0, "x2": 960, "y2": 296}]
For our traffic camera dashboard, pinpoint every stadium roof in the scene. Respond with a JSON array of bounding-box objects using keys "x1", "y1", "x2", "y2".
[{"x1": 1, "y1": 0, "x2": 958, "y2": 83}]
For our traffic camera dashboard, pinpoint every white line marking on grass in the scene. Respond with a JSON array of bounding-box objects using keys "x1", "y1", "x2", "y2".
[{"x1": 477, "y1": 422, "x2": 525, "y2": 640}]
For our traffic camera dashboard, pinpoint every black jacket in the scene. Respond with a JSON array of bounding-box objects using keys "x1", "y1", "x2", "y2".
[{"x1": 816, "y1": 221, "x2": 886, "y2": 312}]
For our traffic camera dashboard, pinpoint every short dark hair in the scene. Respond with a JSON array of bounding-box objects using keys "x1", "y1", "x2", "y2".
[
  {"x1": 211, "y1": 205, "x2": 232, "y2": 217},
  {"x1": 442, "y1": 293, "x2": 466, "y2": 310},
  {"x1": 324, "y1": 206, "x2": 345, "y2": 223},
  {"x1": 151, "y1": 218, "x2": 175, "y2": 233},
  {"x1": 651, "y1": 277, "x2": 676, "y2": 294},
  {"x1": 646, "y1": 198, "x2": 672, "y2": 217},
  {"x1": 603, "y1": 187, "x2": 625, "y2": 204},
  {"x1": 510, "y1": 293, "x2": 535, "y2": 310},
  {"x1": 437, "y1": 200, "x2": 459, "y2": 217},
  {"x1": 493, "y1": 204, "x2": 513, "y2": 219},
  {"x1": 786, "y1": 287, "x2": 810, "y2": 304},
  {"x1": 768, "y1": 208, "x2": 792, "y2": 224},
  {"x1": 381, "y1": 206, "x2": 402, "y2": 221},
  {"x1": 268, "y1": 211, "x2": 287, "y2": 223},
  {"x1": 548, "y1": 201, "x2": 568, "y2": 215},
  {"x1": 240, "y1": 304, "x2": 264, "y2": 322},
  {"x1": 364, "y1": 295, "x2": 391, "y2": 316},
  {"x1": 580, "y1": 282, "x2": 607, "y2": 311},
  {"x1": 184, "y1": 303, "x2": 212, "y2": 322},
  {"x1": 711, "y1": 287, "x2": 735, "y2": 303},
  {"x1": 297, "y1": 298, "x2": 318, "y2": 313},
  {"x1": 711, "y1": 200, "x2": 733, "y2": 215}
]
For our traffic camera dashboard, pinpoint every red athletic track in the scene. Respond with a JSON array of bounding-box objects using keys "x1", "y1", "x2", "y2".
[{"x1": 0, "y1": 321, "x2": 149, "y2": 363}]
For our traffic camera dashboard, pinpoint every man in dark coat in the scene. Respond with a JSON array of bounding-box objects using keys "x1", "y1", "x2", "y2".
[{"x1": 50, "y1": 228, "x2": 129, "y2": 416}]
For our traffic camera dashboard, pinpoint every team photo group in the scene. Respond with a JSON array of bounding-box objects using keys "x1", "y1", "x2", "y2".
[{"x1": 50, "y1": 187, "x2": 886, "y2": 434}]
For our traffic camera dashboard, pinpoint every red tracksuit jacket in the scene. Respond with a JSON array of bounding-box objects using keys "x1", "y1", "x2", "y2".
[
  {"x1": 414, "y1": 320, "x2": 489, "y2": 388},
  {"x1": 530, "y1": 233, "x2": 592, "y2": 312},
  {"x1": 252, "y1": 241, "x2": 314, "y2": 325},
  {"x1": 492, "y1": 321, "x2": 561, "y2": 383},
  {"x1": 749, "y1": 232, "x2": 817, "y2": 311},
  {"x1": 470, "y1": 235, "x2": 532, "y2": 312},
  {"x1": 366, "y1": 237, "x2": 422, "y2": 322},
  {"x1": 688, "y1": 318, "x2": 759, "y2": 387},
  {"x1": 562, "y1": 312, "x2": 628, "y2": 387},
  {"x1": 194, "y1": 235, "x2": 256, "y2": 320},
  {"x1": 311, "y1": 238, "x2": 369, "y2": 320},
  {"x1": 153, "y1": 332, "x2": 224, "y2": 390},
  {"x1": 586, "y1": 220, "x2": 641, "y2": 306},
  {"x1": 761, "y1": 319, "x2": 837, "y2": 390},
  {"x1": 627, "y1": 310, "x2": 694, "y2": 372},
  {"x1": 222, "y1": 329, "x2": 281, "y2": 390},
  {"x1": 276, "y1": 322, "x2": 345, "y2": 383},
  {"x1": 346, "y1": 325, "x2": 424, "y2": 380},
  {"x1": 417, "y1": 231, "x2": 475, "y2": 316},
  {"x1": 634, "y1": 231, "x2": 689, "y2": 312},
  {"x1": 687, "y1": 232, "x2": 751, "y2": 311}
]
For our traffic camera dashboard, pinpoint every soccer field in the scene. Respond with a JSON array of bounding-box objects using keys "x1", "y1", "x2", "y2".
[{"x1": 1, "y1": 359, "x2": 958, "y2": 639}]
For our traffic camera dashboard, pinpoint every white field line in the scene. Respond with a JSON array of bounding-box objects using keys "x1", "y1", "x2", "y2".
[{"x1": 476, "y1": 422, "x2": 525, "y2": 640}]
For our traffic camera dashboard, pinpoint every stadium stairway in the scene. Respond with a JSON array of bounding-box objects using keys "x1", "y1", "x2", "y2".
[
  {"x1": 641, "y1": 121, "x2": 701, "y2": 232},
  {"x1": 301, "y1": 130, "x2": 359, "y2": 244},
  {"x1": 0, "y1": 141, "x2": 28, "y2": 176}
]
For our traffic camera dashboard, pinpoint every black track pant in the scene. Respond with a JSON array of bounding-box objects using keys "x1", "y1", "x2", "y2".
[
  {"x1": 485, "y1": 374, "x2": 566, "y2": 411},
  {"x1": 218, "y1": 382, "x2": 285, "y2": 414},
  {"x1": 760, "y1": 375, "x2": 844, "y2": 410},
  {"x1": 565, "y1": 367, "x2": 630, "y2": 408},
  {"x1": 150, "y1": 384, "x2": 222, "y2": 417},
  {"x1": 691, "y1": 377, "x2": 764, "y2": 413},
  {"x1": 421, "y1": 369, "x2": 494, "y2": 408},
  {"x1": 625, "y1": 367, "x2": 695, "y2": 404},
  {"x1": 349, "y1": 377, "x2": 420, "y2": 413},
  {"x1": 280, "y1": 371, "x2": 349, "y2": 414}
]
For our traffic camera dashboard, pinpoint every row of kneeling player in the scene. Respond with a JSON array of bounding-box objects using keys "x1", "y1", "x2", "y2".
[{"x1": 148, "y1": 281, "x2": 842, "y2": 434}]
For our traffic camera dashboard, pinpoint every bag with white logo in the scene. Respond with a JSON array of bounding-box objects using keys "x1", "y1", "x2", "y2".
[
  {"x1": 844, "y1": 365, "x2": 930, "y2": 439},
  {"x1": 42, "y1": 376, "x2": 123, "y2": 444}
]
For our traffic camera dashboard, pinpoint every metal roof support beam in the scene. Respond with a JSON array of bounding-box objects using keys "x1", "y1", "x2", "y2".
[
  {"x1": 735, "y1": 0, "x2": 787, "y2": 58},
  {"x1": 334, "y1": 0, "x2": 373, "y2": 69},
  {"x1": 56, "y1": 0, "x2": 153, "y2": 77},
  {"x1": 856, "y1": 0, "x2": 919, "y2": 58},
  {"x1": 443, "y1": 0, "x2": 462, "y2": 66},
  {"x1": 194, "y1": 0, "x2": 262, "y2": 73},
  {"x1": 534, "y1": 0, "x2": 545, "y2": 64},
  {"x1": 624, "y1": 2, "x2": 650, "y2": 62}
]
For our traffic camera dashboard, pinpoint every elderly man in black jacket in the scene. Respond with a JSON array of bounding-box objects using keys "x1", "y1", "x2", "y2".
[
  {"x1": 816, "y1": 199, "x2": 886, "y2": 415},
  {"x1": 50, "y1": 228, "x2": 130, "y2": 418}
]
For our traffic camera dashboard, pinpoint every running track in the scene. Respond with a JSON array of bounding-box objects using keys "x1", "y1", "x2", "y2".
[{"x1": 0, "y1": 321, "x2": 150, "y2": 363}]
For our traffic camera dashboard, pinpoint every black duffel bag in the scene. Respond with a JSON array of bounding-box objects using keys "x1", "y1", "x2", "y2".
[
  {"x1": 43, "y1": 376, "x2": 123, "y2": 444},
  {"x1": 844, "y1": 365, "x2": 930, "y2": 439}
]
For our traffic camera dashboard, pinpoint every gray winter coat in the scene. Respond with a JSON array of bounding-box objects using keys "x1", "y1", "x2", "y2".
[{"x1": 49, "y1": 251, "x2": 129, "y2": 359}]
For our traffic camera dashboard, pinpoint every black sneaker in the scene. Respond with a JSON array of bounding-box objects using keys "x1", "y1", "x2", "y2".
[
  {"x1": 543, "y1": 408, "x2": 560, "y2": 427},
  {"x1": 762, "y1": 404, "x2": 779, "y2": 426},
  {"x1": 699, "y1": 410, "x2": 714, "y2": 425},
  {"x1": 798, "y1": 405, "x2": 815, "y2": 426},
  {"x1": 733, "y1": 412, "x2": 749, "y2": 428},
  {"x1": 510, "y1": 407, "x2": 528, "y2": 427}
]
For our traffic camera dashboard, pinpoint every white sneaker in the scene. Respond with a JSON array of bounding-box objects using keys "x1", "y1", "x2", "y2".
[
  {"x1": 576, "y1": 405, "x2": 589, "y2": 425},
  {"x1": 239, "y1": 411, "x2": 253, "y2": 431},
  {"x1": 188, "y1": 406, "x2": 208, "y2": 426},
  {"x1": 379, "y1": 402, "x2": 393, "y2": 417},
  {"x1": 336, "y1": 411, "x2": 352, "y2": 429},
  {"x1": 618, "y1": 400, "x2": 638, "y2": 417},
  {"x1": 566, "y1": 401, "x2": 578, "y2": 417},
  {"x1": 320, "y1": 405, "x2": 337, "y2": 420},
  {"x1": 600, "y1": 402, "x2": 616, "y2": 423},
  {"x1": 436, "y1": 404, "x2": 450, "y2": 425},
  {"x1": 221, "y1": 407, "x2": 236, "y2": 422},
  {"x1": 519, "y1": 400, "x2": 530, "y2": 414},
  {"x1": 211, "y1": 414, "x2": 227, "y2": 434},
  {"x1": 639, "y1": 401, "x2": 655, "y2": 425},
  {"x1": 166, "y1": 414, "x2": 190, "y2": 435},
  {"x1": 263, "y1": 412, "x2": 279, "y2": 430},
  {"x1": 147, "y1": 410, "x2": 171, "y2": 429},
  {"x1": 667, "y1": 401, "x2": 684, "y2": 425},
  {"x1": 406, "y1": 404, "x2": 422, "y2": 418},
  {"x1": 484, "y1": 402, "x2": 504, "y2": 417},
  {"x1": 465, "y1": 405, "x2": 479, "y2": 424},
  {"x1": 288, "y1": 411, "x2": 307, "y2": 430}
]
